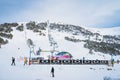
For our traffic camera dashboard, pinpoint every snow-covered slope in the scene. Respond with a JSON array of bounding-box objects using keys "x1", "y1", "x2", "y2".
[
  {"x1": 85, "y1": 26, "x2": 120, "y2": 35},
  {"x1": 0, "y1": 23, "x2": 120, "y2": 80}
]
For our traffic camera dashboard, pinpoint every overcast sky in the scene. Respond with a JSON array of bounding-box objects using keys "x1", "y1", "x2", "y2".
[{"x1": 0, "y1": 0, "x2": 120, "y2": 28}]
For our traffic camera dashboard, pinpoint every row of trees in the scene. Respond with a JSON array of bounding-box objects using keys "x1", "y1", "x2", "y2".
[
  {"x1": 26, "y1": 21, "x2": 46, "y2": 36},
  {"x1": 49, "y1": 23, "x2": 102, "y2": 41},
  {"x1": 0, "y1": 23, "x2": 18, "y2": 47},
  {"x1": 103, "y1": 35, "x2": 120, "y2": 44},
  {"x1": 26, "y1": 21, "x2": 47, "y2": 31},
  {"x1": 0, "y1": 37, "x2": 8, "y2": 45},
  {"x1": 16, "y1": 24, "x2": 24, "y2": 31},
  {"x1": 0, "y1": 33, "x2": 13, "y2": 39},
  {"x1": 0, "y1": 23, "x2": 18, "y2": 27},
  {"x1": 84, "y1": 40, "x2": 120, "y2": 55},
  {"x1": 48, "y1": 23, "x2": 120, "y2": 55},
  {"x1": 1, "y1": 21, "x2": 120, "y2": 56},
  {"x1": 0, "y1": 23, "x2": 18, "y2": 32},
  {"x1": 64, "y1": 36, "x2": 81, "y2": 42},
  {"x1": 50, "y1": 23, "x2": 95, "y2": 35},
  {"x1": 0, "y1": 21, "x2": 47, "y2": 48},
  {"x1": 64, "y1": 35, "x2": 120, "y2": 55}
]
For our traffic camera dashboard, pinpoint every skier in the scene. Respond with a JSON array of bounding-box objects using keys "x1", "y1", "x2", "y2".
[
  {"x1": 11, "y1": 57, "x2": 15, "y2": 66},
  {"x1": 51, "y1": 67, "x2": 55, "y2": 77},
  {"x1": 24, "y1": 57, "x2": 28, "y2": 65},
  {"x1": 83, "y1": 57, "x2": 85, "y2": 60},
  {"x1": 111, "y1": 58, "x2": 114, "y2": 67}
]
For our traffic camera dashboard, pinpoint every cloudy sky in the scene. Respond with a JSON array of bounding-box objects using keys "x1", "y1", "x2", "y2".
[{"x1": 0, "y1": 0, "x2": 120, "y2": 27}]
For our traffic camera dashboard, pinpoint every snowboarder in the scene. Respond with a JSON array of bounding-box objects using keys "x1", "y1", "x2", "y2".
[
  {"x1": 24, "y1": 57, "x2": 28, "y2": 65},
  {"x1": 51, "y1": 67, "x2": 54, "y2": 77},
  {"x1": 11, "y1": 57, "x2": 15, "y2": 66}
]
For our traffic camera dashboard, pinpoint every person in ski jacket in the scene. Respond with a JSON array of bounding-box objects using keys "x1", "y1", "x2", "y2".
[
  {"x1": 24, "y1": 57, "x2": 28, "y2": 65},
  {"x1": 11, "y1": 57, "x2": 15, "y2": 66},
  {"x1": 51, "y1": 67, "x2": 54, "y2": 77}
]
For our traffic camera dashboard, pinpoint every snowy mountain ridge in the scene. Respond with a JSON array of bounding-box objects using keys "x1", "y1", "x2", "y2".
[
  {"x1": 0, "y1": 21, "x2": 120, "y2": 80},
  {"x1": 85, "y1": 26, "x2": 120, "y2": 35},
  {"x1": 0, "y1": 21, "x2": 120, "y2": 56}
]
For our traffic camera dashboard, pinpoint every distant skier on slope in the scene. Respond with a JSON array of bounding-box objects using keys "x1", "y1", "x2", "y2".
[
  {"x1": 111, "y1": 58, "x2": 114, "y2": 67},
  {"x1": 11, "y1": 57, "x2": 15, "y2": 66},
  {"x1": 51, "y1": 67, "x2": 55, "y2": 77},
  {"x1": 24, "y1": 57, "x2": 28, "y2": 65}
]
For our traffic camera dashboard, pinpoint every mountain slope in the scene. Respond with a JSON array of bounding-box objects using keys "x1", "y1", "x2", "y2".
[{"x1": 0, "y1": 22, "x2": 120, "y2": 80}]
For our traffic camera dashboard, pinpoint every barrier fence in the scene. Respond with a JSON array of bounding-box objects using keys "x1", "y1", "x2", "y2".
[{"x1": 30, "y1": 59, "x2": 112, "y2": 66}]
